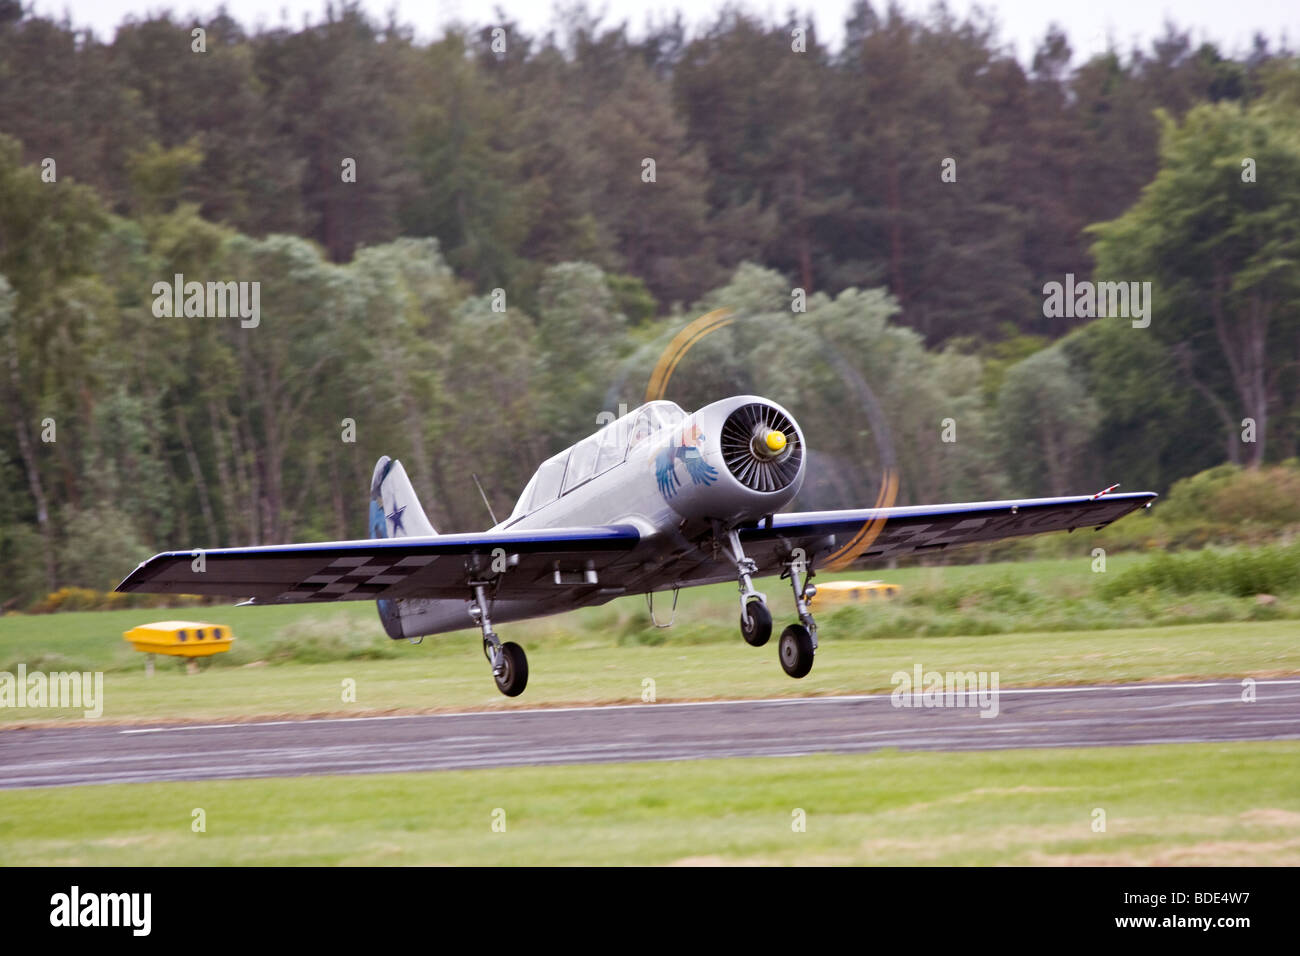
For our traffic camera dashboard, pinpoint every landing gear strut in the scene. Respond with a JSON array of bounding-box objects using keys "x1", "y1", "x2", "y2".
[
  {"x1": 724, "y1": 529, "x2": 819, "y2": 677},
  {"x1": 469, "y1": 581, "x2": 528, "y2": 697},
  {"x1": 727, "y1": 529, "x2": 772, "y2": 647},
  {"x1": 778, "y1": 555, "x2": 817, "y2": 679}
]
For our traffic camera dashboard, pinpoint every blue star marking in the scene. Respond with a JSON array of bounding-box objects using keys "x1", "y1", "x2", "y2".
[{"x1": 387, "y1": 505, "x2": 407, "y2": 535}]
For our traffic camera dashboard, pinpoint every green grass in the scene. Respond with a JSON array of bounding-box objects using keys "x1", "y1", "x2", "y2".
[
  {"x1": 2, "y1": 553, "x2": 1294, "y2": 671},
  {"x1": 1, "y1": 553, "x2": 1297, "y2": 725},
  {"x1": 0, "y1": 619, "x2": 1296, "y2": 725},
  {"x1": 1, "y1": 742, "x2": 1296, "y2": 865},
  {"x1": 0, "y1": 602, "x2": 389, "y2": 674}
]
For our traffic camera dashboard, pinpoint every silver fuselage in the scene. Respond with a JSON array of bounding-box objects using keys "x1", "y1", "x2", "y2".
[{"x1": 389, "y1": 395, "x2": 806, "y2": 638}]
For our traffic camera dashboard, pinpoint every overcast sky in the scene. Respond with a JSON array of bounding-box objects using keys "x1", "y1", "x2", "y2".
[{"x1": 30, "y1": 0, "x2": 1299, "y2": 63}]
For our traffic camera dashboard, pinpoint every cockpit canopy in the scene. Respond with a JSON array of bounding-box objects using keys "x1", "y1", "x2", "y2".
[{"x1": 506, "y1": 400, "x2": 686, "y2": 523}]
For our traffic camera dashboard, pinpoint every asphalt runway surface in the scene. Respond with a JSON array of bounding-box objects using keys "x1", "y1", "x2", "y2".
[{"x1": 3, "y1": 679, "x2": 1299, "y2": 788}]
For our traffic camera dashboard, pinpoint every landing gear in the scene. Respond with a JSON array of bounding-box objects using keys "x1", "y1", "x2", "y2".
[
  {"x1": 741, "y1": 598, "x2": 772, "y2": 647},
  {"x1": 779, "y1": 553, "x2": 819, "y2": 679},
  {"x1": 779, "y1": 624, "x2": 815, "y2": 678},
  {"x1": 725, "y1": 528, "x2": 818, "y2": 675},
  {"x1": 494, "y1": 641, "x2": 529, "y2": 697},
  {"x1": 470, "y1": 581, "x2": 528, "y2": 697},
  {"x1": 727, "y1": 529, "x2": 771, "y2": 647}
]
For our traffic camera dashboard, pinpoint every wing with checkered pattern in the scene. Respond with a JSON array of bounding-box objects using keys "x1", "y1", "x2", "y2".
[
  {"x1": 734, "y1": 491, "x2": 1157, "y2": 571},
  {"x1": 115, "y1": 525, "x2": 642, "y2": 604},
  {"x1": 117, "y1": 493, "x2": 1156, "y2": 606}
]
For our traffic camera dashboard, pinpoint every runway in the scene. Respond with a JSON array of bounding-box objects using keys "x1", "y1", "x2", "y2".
[{"x1": 3, "y1": 679, "x2": 1299, "y2": 788}]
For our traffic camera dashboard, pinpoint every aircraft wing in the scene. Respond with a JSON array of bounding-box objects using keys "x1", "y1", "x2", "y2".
[
  {"x1": 117, "y1": 492, "x2": 1154, "y2": 606},
  {"x1": 116, "y1": 525, "x2": 643, "y2": 604},
  {"x1": 589, "y1": 491, "x2": 1158, "y2": 594},
  {"x1": 735, "y1": 491, "x2": 1156, "y2": 571}
]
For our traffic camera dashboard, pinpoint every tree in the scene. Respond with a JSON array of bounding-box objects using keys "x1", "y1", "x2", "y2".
[
  {"x1": 0, "y1": 137, "x2": 111, "y2": 589},
  {"x1": 828, "y1": 5, "x2": 1033, "y2": 343},
  {"x1": 401, "y1": 33, "x2": 533, "y2": 291},
  {"x1": 995, "y1": 346, "x2": 1099, "y2": 496},
  {"x1": 253, "y1": 4, "x2": 411, "y2": 260},
  {"x1": 1090, "y1": 98, "x2": 1300, "y2": 467}
]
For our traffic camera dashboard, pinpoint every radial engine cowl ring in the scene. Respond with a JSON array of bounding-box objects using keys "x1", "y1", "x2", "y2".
[{"x1": 720, "y1": 403, "x2": 803, "y2": 493}]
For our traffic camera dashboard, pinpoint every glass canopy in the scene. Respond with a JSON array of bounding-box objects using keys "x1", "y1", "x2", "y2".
[{"x1": 505, "y1": 400, "x2": 686, "y2": 522}]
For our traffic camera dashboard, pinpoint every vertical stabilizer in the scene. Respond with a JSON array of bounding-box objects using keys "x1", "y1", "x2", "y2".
[
  {"x1": 369, "y1": 456, "x2": 437, "y2": 539},
  {"x1": 370, "y1": 456, "x2": 438, "y2": 641}
]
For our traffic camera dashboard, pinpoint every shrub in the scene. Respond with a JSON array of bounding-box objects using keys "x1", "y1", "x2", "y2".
[
  {"x1": 1159, "y1": 461, "x2": 1300, "y2": 531},
  {"x1": 1100, "y1": 541, "x2": 1300, "y2": 598},
  {"x1": 24, "y1": 588, "x2": 208, "y2": 614},
  {"x1": 260, "y1": 615, "x2": 401, "y2": 664},
  {"x1": 28, "y1": 587, "x2": 109, "y2": 613},
  {"x1": 0, "y1": 651, "x2": 98, "y2": 673},
  {"x1": 0, "y1": 523, "x2": 51, "y2": 610}
]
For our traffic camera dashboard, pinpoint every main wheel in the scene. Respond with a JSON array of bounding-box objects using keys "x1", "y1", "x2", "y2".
[
  {"x1": 494, "y1": 641, "x2": 529, "y2": 697},
  {"x1": 778, "y1": 624, "x2": 814, "y2": 678},
  {"x1": 740, "y1": 599, "x2": 773, "y2": 647}
]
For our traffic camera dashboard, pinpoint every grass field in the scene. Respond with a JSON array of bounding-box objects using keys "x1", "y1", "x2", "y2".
[
  {"x1": 1, "y1": 555, "x2": 1296, "y2": 725},
  {"x1": 3, "y1": 554, "x2": 1296, "y2": 867},
  {"x1": 5, "y1": 554, "x2": 1295, "y2": 672},
  {"x1": 0, "y1": 619, "x2": 1296, "y2": 724},
  {"x1": 1, "y1": 742, "x2": 1296, "y2": 865}
]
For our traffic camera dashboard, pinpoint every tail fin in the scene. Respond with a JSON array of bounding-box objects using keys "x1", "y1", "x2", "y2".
[
  {"x1": 371, "y1": 456, "x2": 436, "y2": 641},
  {"x1": 369, "y1": 456, "x2": 437, "y2": 539}
]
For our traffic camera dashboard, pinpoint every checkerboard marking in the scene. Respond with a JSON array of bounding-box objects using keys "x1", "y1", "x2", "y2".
[{"x1": 277, "y1": 554, "x2": 437, "y2": 601}]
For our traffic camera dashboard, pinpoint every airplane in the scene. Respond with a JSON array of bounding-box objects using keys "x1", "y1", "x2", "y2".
[{"x1": 117, "y1": 395, "x2": 1156, "y2": 696}]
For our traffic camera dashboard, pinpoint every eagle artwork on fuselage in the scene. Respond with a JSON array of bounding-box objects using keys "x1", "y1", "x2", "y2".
[
  {"x1": 654, "y1": 419, "x2": 719, "y2": 498},
  {"x1": 118, "y1": 395, "x2": 1156, "y2": 696}
]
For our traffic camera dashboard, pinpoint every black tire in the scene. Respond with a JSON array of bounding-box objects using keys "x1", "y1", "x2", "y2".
[
  {"x1": 494, "y1": 641, "x2": 529, "y2": 697},
  {"x1": 778, "y1": 624, "x2": 814, "y2": 679},
  {"x1": 740, "y1": 599, "x2": 773, "y2": 647}
]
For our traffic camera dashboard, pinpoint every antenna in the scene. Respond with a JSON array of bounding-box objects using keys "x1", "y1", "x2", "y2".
[{"x1": 471, "y1": 473, "x2": 499, "y2": 525}]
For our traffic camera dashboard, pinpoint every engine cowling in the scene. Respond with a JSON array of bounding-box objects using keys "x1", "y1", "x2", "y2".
[{"x1": 659, "y1": 395, "x2": 806, "y2": 525}]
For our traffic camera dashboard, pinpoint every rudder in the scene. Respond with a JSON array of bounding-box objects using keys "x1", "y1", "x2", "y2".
[
  {"x1": 369, "y1": 456, "x2": 437, "y2": 539},
  {"x1": 370, "y1": 456, "x2": 436, "y2": 640}
]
